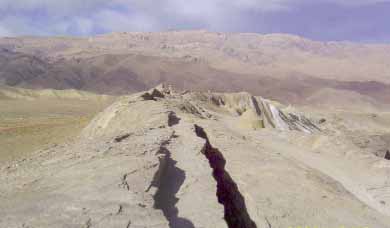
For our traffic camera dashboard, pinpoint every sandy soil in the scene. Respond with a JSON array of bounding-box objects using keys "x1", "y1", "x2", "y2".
[{"x1": 0, "y1": 98, "x2": 113, "y2": 163}]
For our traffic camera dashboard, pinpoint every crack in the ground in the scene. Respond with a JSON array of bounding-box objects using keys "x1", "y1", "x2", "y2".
[
  {"x1": 168, "y1": 111, "x2": 181, "y2": 127},
  {"x1": 126, "y1": 220, "x2": 131, "y2": 228},
  {"x1": 265, "y1": 216, "x2": 272, "y2": 228},
  {"x1": 114, "y1": 133, "x2": 132, "y2": 143},
  {"x1": 149, "y1": 136, "x2": 195, "y2": 228},
  {"x1": 385, "y1": 150, "x2": 390, "y2": 160},
  {"x1": 194, "y1": 124, "x2": 257, "y2": 228},
  {"x1": 119, "y1": 173, "x2": 130, "y2": 191}
]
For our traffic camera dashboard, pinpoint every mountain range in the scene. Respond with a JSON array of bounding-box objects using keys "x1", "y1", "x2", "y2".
[{"x1": 1, "y1": 30, "x2": 390, "y2": 110}]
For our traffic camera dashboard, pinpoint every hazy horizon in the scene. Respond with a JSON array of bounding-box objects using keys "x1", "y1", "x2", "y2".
[
  {"x1": 1, "y1": 29, "x2": 390, "y2": 45},
  {"x1": 0, "y1": 0, "x2": 389, "y2": 43}
]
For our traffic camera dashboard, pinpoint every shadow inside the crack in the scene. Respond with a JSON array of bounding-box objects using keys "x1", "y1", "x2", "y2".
[
  {"x1": 194, "y1": 124, "x2": 257, "y2": 228},
  {"x1": 153, "y1": 147, "x2": 194, "y2": 228}
]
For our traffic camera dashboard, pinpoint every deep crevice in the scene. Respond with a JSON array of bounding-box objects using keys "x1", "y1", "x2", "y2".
[
  {"x1": 385, "y1": 150, "x2": 390, "y2": 160},
  {"x1": 168, "y1": 112, "x2": 181, "y2": 127},
  {"x1": 194, "y1": 124, "x2": 257, "y2": 228},
  {"x1": 151, "y1": 146, "x2": 195, "y2": 228},
  {"x1": 114, "y1": 133, "x2": 132, "y2": 143}
]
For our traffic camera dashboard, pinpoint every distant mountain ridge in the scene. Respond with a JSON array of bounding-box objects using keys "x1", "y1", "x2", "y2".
[{"x1": 1, "y1": 31, "x2": 390, "y2": 109}]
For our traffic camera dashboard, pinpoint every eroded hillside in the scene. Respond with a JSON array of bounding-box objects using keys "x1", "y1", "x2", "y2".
[
  {"x1": 1, "y1": 31, "x2": 390, "y2": 110},
  {"x1": 1, "y1": 85, "x2": 390, "y2": 228}
]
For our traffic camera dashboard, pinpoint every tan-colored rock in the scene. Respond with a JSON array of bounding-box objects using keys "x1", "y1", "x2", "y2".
[{"x1": 1, "y1": 86, "x2": 390, "y2": 228}]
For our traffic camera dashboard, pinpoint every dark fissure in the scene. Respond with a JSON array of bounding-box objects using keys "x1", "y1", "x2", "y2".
[
  {"x1": 194, "y1": 124, "x2": 257, "y2": 228},
  {"x1": 152, "y1": 146, "x2": 195, "y2": 228}
]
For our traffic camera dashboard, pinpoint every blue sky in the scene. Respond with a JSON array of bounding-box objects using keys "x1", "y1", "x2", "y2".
[{"x1": 0, "y1": 0, "x2": 389, "y2": 42}]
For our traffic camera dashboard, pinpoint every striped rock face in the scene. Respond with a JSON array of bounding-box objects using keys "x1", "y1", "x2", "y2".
[{"x1": 82, "y1": 84, "x2": 320, "y2": 140}]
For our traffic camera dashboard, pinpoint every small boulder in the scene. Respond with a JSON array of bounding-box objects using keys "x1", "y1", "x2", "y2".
[
  {"x1": 140, "y1": 89, "x2": 165, "y2": 101},
  {"x1": 150, "y1": 89, "x2": 165, "y2": 98}
]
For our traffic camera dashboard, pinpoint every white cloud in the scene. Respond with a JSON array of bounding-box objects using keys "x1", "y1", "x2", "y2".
[
  {"x1": 0, "y1": 25, "x2": 12, "y2": 37},
  {"x1": 0, "y1": 0, "x2": 388, "y2": 14},
  {"x1": 0, "y1": 0, "x2": 108, "y2": 15},
  {"x1": 73, "y1": 18, "x2": 94, "y2": 35},
  {"x1": 0, "y1": 0, "x2": 389, "y2": 37},
  {"x1": 94, "y1": 9, "x2": 158, "y2": 32},
  {"x1": 0, "y1": 16, "x2": 44, "y2": 36}
]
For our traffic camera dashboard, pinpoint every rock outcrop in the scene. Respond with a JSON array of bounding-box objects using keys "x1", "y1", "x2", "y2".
[
  {"x1": 1, "y1": 85, "x2": 390, "y2": 228},
  {"x1": 82, "y1": 85, "x2": 319, "y2": 140}
]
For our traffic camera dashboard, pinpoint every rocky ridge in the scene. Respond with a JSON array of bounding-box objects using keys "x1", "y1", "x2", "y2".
[{"x1": 1, "y1": 85, "x2": 390, "y2": 228}]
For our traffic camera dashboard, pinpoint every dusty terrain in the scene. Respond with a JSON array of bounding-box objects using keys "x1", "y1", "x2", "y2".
[
  {"x1": 1, "y1": 31, "x2": 390, "y2": 109},
  {"x1": 0, "y1": 87, "x2": 114, "y2": 163},
  {"x1": 1, "y1": 85, "x2": 390, "y2": 228},
  {"x1": 1, "y1": 31, "x2": 390, "y2": 227}
]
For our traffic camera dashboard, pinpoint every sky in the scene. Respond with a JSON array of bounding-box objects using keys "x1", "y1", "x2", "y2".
[{"x1": 0, "y1": 0, "x2": 389, "y2": 42}]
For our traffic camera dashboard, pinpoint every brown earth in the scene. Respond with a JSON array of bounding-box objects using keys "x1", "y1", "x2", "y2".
[
  {"x1": 1, "y1": 31, "x2": 390, "y2": 110},
  {"x1": 0, "y1": 88, "x2": 114, "y2": 163}
]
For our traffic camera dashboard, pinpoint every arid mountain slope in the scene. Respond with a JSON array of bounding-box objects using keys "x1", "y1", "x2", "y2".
[
  {"x1": 1, "y1": 31, "x2": 390, "y2": 83},
  {"x1": 1, "y1": 31, "x2": 390, "y2": 109},
  {"x1": 1, "y1": 85, "x2": 390, "y2": 228}
]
